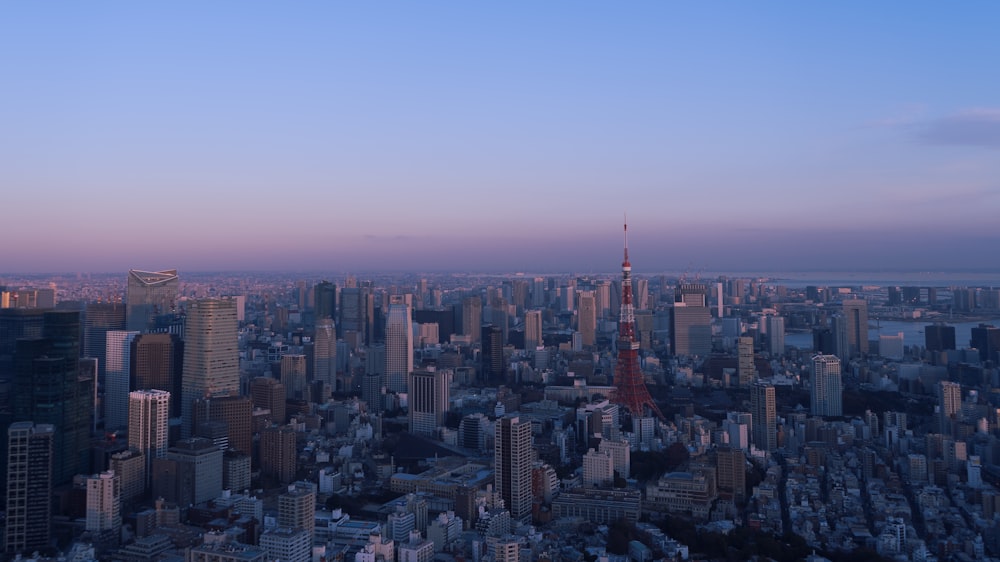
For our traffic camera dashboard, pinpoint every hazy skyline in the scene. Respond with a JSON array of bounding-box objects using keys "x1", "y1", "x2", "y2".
[{"x1": 2, "y1": 3, "x2": 998, "y2": 273}]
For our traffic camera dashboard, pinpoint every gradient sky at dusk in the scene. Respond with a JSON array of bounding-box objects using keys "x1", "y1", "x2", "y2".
[{"x1": 2, "y1": 3, "x2": 999, "y2": 274}]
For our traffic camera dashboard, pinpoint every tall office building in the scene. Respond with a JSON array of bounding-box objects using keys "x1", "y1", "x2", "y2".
[
  {"x1": 971, "y1": 324, "x2": 1000, "y2": 363},
  {"x1": 250, "y1": 377, "x2": 287, "y2": 425},
  {"x1": 193, "y1": 395, "x2": 253, "y2": 455},
  {"x1": 85, "y1": 470, "x2": 122, "y2": 538},
  {"x1": 109, "y1": 449, "x2": 145, "y2": 507},
  {"x1": 716, "y1": 446, "x2": 746, "y2": 503},
  {"x1": 751, "y1": 382, "x2": 776, "y2": 453},
  {"x1": 578, "y1": 291, "x2": 597, "y2": 347},
  {"x1": 939, "y1": 381, "x2": 962, "y2": 435},
  {"x1": 12, "y1": 310, "x2": 92, "y2": 485},
  {"x1": 167, "y1": 437, "x2": 223, "y2": 506},
  {"x1": 765, "y1": 316, "x2": 785, "y2": 357},
  {"x1": 131, "y1": 332, "x2": 183, "y2": 417},
  {"x1": 314, "y1": 281, "x2": 336, "y2": 323},
  {"x1": 670, "y1": 286, "x2": 712, "y2": 357},
  {"x1": 105, "y1": 330, "x2": 140, "y2": 430},
  {"x1": 181, "y1": 299, "x2": 239, "y2": 438},
  {"x1": 524, "y1": 310, "x2": 542, "y2": 351},
  {"x1": 281, "y1": 354, "x2": 309, "y2": 402},
  {"x1": 925, "y1": 324, "x2": 957, "y2": 352},
  {"x1": 339, "y1": 285, "x2": 371, "y2": 345},
  {"x1": 481, "y1": 324, "x2": 504, "y2": 383},
  {"x1": 83, "y1": 302, "x2": 126, "y2": 380},
  {"x1": 385, "y1": 297, "x2": 413, "y2": 393},
  {"x1": 737, "y1": 337, "x2": 755, "y2": 387},
  {"x1": 126, "y1": 269, "x2": 179, "y2": 333},
  {"x1": 261, "y1": 425, "x2": 298, "y2": 485},
  {"x1": 128, "y1": 389, "x2": 170, "y2": 486},
  {"x1": 313, "y1": 318, "x2": 336, "y2": 387},
  {"x1": 408, "y1": 368, "x2": 451, "y2": 437},
  {"x1": 362, "y1": 371, "x2": 383, "y2": 414},
  {"x1": 462, "y1": 296, "x2": 482, "y2": 343},
  {"x1": 5, "y1": 422, "x2": 54, "y2": 556},
  {"x1": 811, "y1": 354, "x2": 843, "y2": 417},
  {"x1": 495, "y1": 415, "x2": 532, "y2": 523},
  {"x1": 841, "y1": 299, "x2": 869, "y2": 357}
]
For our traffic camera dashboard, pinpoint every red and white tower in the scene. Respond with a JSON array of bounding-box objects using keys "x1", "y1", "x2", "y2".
[{"x1": 612, "y1": 222, "x2": 664, "y2": 419}]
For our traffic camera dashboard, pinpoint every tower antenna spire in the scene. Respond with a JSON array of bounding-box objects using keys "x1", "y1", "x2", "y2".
[{"x1": 623, "y1": 214, "x2": 630, "y2": 265}]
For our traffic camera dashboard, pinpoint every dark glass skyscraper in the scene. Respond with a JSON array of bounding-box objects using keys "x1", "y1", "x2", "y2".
[{"x1": 126, "y1": 269, "x2": 179, "y2": 333}]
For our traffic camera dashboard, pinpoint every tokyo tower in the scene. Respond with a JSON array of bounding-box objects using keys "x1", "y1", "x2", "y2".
[{"x1": 612, "y1": 222, "x2": 664, "y2": 419}]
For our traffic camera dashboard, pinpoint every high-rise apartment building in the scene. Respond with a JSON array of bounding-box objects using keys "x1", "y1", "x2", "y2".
[
  {"x1": 811, "y1": 354, "x2": 843, "y2": 417},
  {"x1": 12, "y1": 310, "x2": 92, "y2": 485},
  {"x1": 750, "y1": 382, "x2": 776, "y2": 453},
  {"x1": 5, "y1": 422, "x2": 54, "y2": 556},
  {"x1": 495, "y1": 415, "x2": 532, "y2": 523},
  {"x1": 578, "y1": 291, "x2": 596, "y2": 347},
  {"x1": 939, "y1": 380, "x2": 962, "y2": 435},
  {"x1": 408, "y1": 368, "x2": 451, "y2": 437},
  {"x1": 105, "y1": 330, "x2": 140, "y2": 430},
  {"x1": 126, "y1": 269, "x2": 179, "y2": 333},
  {"x1": 524, "y1": 310, "x2": 542, "y2": 351},
  {"x1": 462, "y1": 296, "x2": 482, "y2": 344},
  {"x1": 582, "y1": 448, "x2": 614, "y2": 487},
  {"x1": 128, "y1": 389, "x2": 170, "y2": 487},
  {"x1": 313, "y1": 318, "x2": 336, "y2": 388},
  {"x1": 85, "y1": 470, "x2": 122, "y2": 538},
  {"x1": 181, "y1": 299, "x2": 239, "y2": 438},
  {"x1": 737, "y1": 336, "x2": 755, "y2": 387},
  {"x1": 842, "y1": 299, "x2": 869, "y2": 357},
  {"x1": 385, "y1": 297, "x2": 413, "y2": 393},
  {"x1": 261, "y1": 425, "x2": 298, "y2": 485}
]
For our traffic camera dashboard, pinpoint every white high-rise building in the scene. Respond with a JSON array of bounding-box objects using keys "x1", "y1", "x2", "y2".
[
  {"x1": 408, "y1": 368, "x2": 451, "y2": 437},
  {"x1": 128, "y1": 389, "x2": 170, "y2": 486},
  {"x1": 582, "y1": 448, "x2": 614, "y2": 487},
  {"x1": 385, "y1": 297, "x2": 413, "y2": 394},
  {"x1": 811, "y1": 354, "x2": 843, "y2": 417},
  {"x1": 181, "y1": 299, "x2": 239, "y2": 438},
  {"x1": 314, "y1": 318, "x2": 337, "y2": 387},
  {"x1": 495, "y1": 416, "x2": 532, "y2": 523},
  {"x1": 85, "y1": 470, "x2": 121, "y2": 536},
  {"x1": 105, "y1": 330, "x2": 140, "y2": 430}
]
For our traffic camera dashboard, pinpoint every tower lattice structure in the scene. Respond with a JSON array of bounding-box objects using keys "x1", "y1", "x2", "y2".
[{"x1": 612, "y1": 222, "x2": 664, "y2": 419}]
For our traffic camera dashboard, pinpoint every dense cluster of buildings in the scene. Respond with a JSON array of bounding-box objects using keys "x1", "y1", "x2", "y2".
[{"x1": 2, "y1": 248, "x2": 1000, "y2": 561}]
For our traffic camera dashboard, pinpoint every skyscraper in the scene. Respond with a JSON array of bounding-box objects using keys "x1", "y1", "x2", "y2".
[
  {"x1": 278, "y1": 482, "x2": 316, "y2": 541},
  {"x1": 841, "y1": 299, "x2": 869, "y2": 357},
  {"x1": 280, "y1": 354, "x2": 309, "y2": 402},
  {"x1": 524, "y1": 309, "x2": 542, "y2": 351},
  {"x1": 495, "y1": 415, "x2": 532, "y2": 523},
  {"x1": 314, "y1": 281, "x2": 336, "y2": 323},
  {"x1": 193, "y1": 395, "x2": 253, "y2": 455},
  {"x1": 261, "y1": 425, "x2": 297, "y2": 486},
  {"x1": 12, "y1": 310, "x2": 92, "y2": 485},
  {"x1": 462, "y1": 295, "x2": 482, "y2": 344},
  {"x1": 751, "y1": 382, "x2": 776, "y2": 453},
  {"x1": 671, "y1": 284, "x2": 712, "y2": 357},
  {"x1": 481, "y1": 324, "x2": 504, "y2": 383},
  {"x1": 939, "y1": 380, "x2": 962, "y2": 435},
  {"x1": 577, "y1": 291, "x2": 597, "y2": 347},
  {"x1": 737, "y1": 336, "x2": 755, "y2": 387},
  {"x1": 611, "y1": 223, "x2": 663, "y2": 419},
  {"x1": 385, "y1": 297, "x2": 413, "y2": 393},
  {"x1": 925, "y1": 324, "x2": 957, "y2": 352},
  {"x1": 313, "y1": 317, "x2": 336, "y2": 388},
  {"x1": 811, "y1": 354, "x2": 843, "y2": 417},
  {"x1": 128, "y1": 389, "x2": 170, "y2": 487},
  {"x1": 83, "y1": 301, "x2": 126, "y2": 380},
  {"x1": 408, "y1": 368, "x2": 451, "y2": 437},
  {"x1": 105, "y1": 330, "x2": 140, "y2": 430},
  {"x1": 250, "y1": 376, "x2": 287, "y2": 425},
  {"x1": 5, "y1": 422, "x2": 54, "y2": 556},
  {"x1": 181, "y1": 299, "x2": 239, "y2": 438},
  {"x1": 765, "y1": 316, "x2": 785, "y2": 357},
  {"x1": 126, "y1": 269, "x2": 179, "y2": 333},
  {"x1": 130, "y1": 332, "x2": 183, "y2": 417}
]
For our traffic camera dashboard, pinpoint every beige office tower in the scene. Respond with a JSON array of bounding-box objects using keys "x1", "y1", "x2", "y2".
[
  {"x1": 524, "y1": 309, "x2": 543, "y2": 351},
  {"x1": 314, "y1": 318, "x2": 336, "y2": 387},
  {"x1": 181, "y1": 299, "x2": 239, "y2": 438},
  {"x1": 129, "y1": 389, "x2": 170, "y2": 486},
  {"x1": 126, "y1": 269, "x2": 178, "y2": 332},
  {"x1": 408, "y1": 368, "x2": 451, "y2": 437},
  {"x1": 463, "y1": 295, "x2": 482, "y2": 343},
  {"x1": 5, "y1": 422, "x2": 54, "y2": 556},
  {"x1": 495, "y1": 415, "x2": 533, "y2": 524},
  {"x1": 85, "y1": 470, "x2": 122, "y2": 538},
  {"x1": 385, "y1": 297, "x2": 413, "y2": 393},
  {"x1": 738, "y1": 337, "x2": 755, "y2": 387},
  {"x1": 751, "y1": 382, "x2": 776, "y2": 453},
  {"x1": 578, "y1": 291, "x2": 596, "y2": 347}
]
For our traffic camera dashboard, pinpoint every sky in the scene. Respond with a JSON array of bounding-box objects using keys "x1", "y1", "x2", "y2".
[{"x1": 1, "y1": 2, "x2": 999, "y2": 274}]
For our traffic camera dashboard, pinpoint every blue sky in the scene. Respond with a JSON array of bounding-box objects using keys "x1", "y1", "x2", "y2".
[{"x1": 1, "y1": 2, "x2": 998, "y2": 273}]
